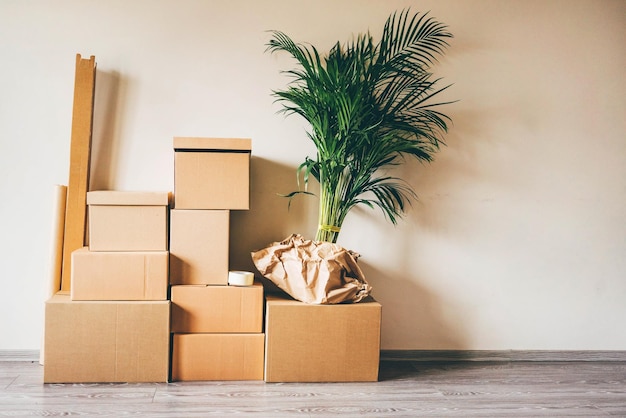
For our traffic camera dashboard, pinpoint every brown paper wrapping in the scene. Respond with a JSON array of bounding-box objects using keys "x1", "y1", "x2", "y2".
[{"x1": 251, "y1": 234, "x2": 371, "y2": 304}]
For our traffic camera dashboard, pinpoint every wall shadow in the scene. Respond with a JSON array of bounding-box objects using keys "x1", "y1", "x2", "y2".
[
  {"x1": 89, "y1": 69, "x2": 126, "y2": 191},
  {"x1": 229, "y1": 156, "x2": 319, "y2": 289},
  {"x1": 361, "y1": 261, "x2": 469, "y2": 350}
]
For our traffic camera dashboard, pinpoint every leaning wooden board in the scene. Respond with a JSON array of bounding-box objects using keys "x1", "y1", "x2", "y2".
[{"x1": 60, "y1": 54, "x2": 96, "y2": 291}]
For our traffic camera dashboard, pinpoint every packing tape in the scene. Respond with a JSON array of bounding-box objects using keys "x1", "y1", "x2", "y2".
[{"x1": 228, "y1": 270, "x2": 254, "y2": 286}]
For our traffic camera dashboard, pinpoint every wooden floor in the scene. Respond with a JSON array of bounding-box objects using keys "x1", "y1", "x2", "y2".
[{"x1": 0, "y1": 359, "x2": 625, "y2": 417}]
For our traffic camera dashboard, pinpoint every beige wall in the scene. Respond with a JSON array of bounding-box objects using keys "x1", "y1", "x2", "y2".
[{"x1": 1, "y1": 0, "x2": 624, "y2": 350}]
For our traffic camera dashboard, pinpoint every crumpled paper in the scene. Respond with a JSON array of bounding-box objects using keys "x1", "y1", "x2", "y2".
[{"x1": 251, "y1": 234, "x2": 372, "y2": 304}]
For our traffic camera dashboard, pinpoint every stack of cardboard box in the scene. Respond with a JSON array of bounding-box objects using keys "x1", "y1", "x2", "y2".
[
  {"x1": 169, "y1": 137, "x2": 265, "y2": 381},
  {"x1": 43, "y1": 191, "x2": 171, "y2": 383}
]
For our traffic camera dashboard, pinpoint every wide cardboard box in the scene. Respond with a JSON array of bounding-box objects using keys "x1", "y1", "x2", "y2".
[
  {"x1": 71, "y1": 247, "x2": 168, "y2": 301},
  {"x1": 171, "y1": 333, "x2": 265, "y2": 381},
  {"x1": 264, "y1": 294, "x2": 381, "y2": 382},
  {"x1": 173, "y1": 137, "x2": 251, "y2": 210},
  {"x1": 170, "y1": 282, "x2": 264, "y2": 333},
  {"x1": 44, "y1": 293, "x2": 170, "y2": 383},
  {"x1": 169, "y1": 209, "x2": 229, "y2": 285},
  {"x1": 87, "y1": 191, "x2": 170, "y2": 251}
]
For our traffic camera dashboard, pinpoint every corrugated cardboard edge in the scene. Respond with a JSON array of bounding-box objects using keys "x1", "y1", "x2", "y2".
[
  {"x1": 87, "y1": 190, "x2": 171, "y2": 206},
  {"x1": 173, "y1": 137, "x2": 251, "y2": 151},
  {"x1": 60, "y1": 54, "x2": 96, "y2": 291}
]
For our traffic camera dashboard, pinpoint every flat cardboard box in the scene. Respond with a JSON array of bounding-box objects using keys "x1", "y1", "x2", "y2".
[
  {"x1": 171, "y1": 333, "x2": 265, "y2": 381},
  {"x1": 173, "y1": 137, "x2": 251, "y2": 210},
  {"x1": 169, "y1": 209, "x2": 229, "y2": 285},
  {"x1": 44, "y1": 293, "x2": 170, "y2": 383},
  {"x1": 60, "y1": 54, "x2": 96, "y2": 291},
  {"x1": 71, "y1": 247, "x2": 168, "y2": 301},
  {"x1": 87, "y1": 191, "x2": 170, "y2": 251},
  {"x1": 264, "y1": 293, "x2": 382, "y2": 382},
  {"x1": 170, "y1": 282, "x2": 264, "y2": 333}
]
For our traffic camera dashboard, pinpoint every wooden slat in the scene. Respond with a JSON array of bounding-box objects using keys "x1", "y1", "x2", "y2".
[{"x1": 60, "y1": 54, "x2": 96, "y2": 291}]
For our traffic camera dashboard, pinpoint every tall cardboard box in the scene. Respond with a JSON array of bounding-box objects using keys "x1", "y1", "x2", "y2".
[
  {"x1": 169, "y1": 209, "x2": 229, "y2": 285},
  {"x1": 44, "y1": 293, "x2": 170, "y2": 383},
  {"x1": 173, "y1": 137, "x2": 251, "y2": 210},
  {"x1": 171, "y1": 283, "x2": 264, "y2": 333},
  {"x1": 87, "y1": 191, "x2": 170, "y2": 251},
  {"x1": 171, "y1": 333, "x2": 265, "y2": 381},
  {"x1": 264, "y1": 294, "x2": 382, "y2": 382},
  {"x1": 71, "y1": 247, "x2": 169, "y2": 301}
]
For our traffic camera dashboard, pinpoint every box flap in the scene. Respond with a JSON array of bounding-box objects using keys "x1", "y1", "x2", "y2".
[
  {"x1": 87, "y1": 191, "x2": 171, "y2": 206},
  {"x1": 173, "y1": 137, "x2": 251, "y2": 152}
]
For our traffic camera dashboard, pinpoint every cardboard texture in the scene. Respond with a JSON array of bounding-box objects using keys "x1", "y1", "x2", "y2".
[
  {"x1": 264, "y1": 294, "x2": 382, "y2": 382},
  {"x1": 173, "y1": 137, "x2": 251, "y2": 210},
  {"x1": 44, "y1": 293, "x2": 170, "y2": 383},
  {"x1": 71, "y1": 248, "x2": 169, "y2": 301},
  {"x1": 170, "y1": 283, "x2": 264, "y2": 333},
  {"x1": 61, "y1": 54, "x2": 96, "y2": 291},
  {"x1": 171, "y1": 333, "x2": 265, "y2": 381},
  {"x1": 252, "y1": 234, "x2": 372, "y2": 304},
  {"x1": 87, "y1": 191, "x2": 170, "y2": 251},
  {"x1": 169, "y1": 209, "x2": 229, "y2": 285}
]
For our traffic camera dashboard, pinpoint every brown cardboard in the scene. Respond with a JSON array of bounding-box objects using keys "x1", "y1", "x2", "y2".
[
  {"x1": 169, "y1": 209, "x2": 229, "y2": 285},
  {"x1": 170, "y1": 283, "x2": 264, "y2": 333},
  {"x1": 264, "y1": 294, "x2": 382, "y2": 382},
  {"x1": 71, "y1": 247, "x2": 168, "y2": 301},
  {"x1": 44, "y1": 293, "x2": 170, "y2": 383},
  {"x1": 171, "y1": 333, "x2": 265, "y2": 381},
  {"x1": 173, "y1": 137, "x2": 251, "y2": 210},
  {"x1": 61, "y1": 54, "x2": 96, "y2": 291},
  {"x1": 87, "y1": 191, "x2": 170, "y2": 251}
]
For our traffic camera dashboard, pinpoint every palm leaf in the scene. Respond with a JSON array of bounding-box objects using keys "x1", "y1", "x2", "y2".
[{"x1": 267, "y1": 9, "x2": 453, "y2": 242}]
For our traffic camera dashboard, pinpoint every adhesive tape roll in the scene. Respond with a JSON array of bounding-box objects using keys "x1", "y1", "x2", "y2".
[{"x1": 228, "y1": 270, "x2": 254, "y2": 286}]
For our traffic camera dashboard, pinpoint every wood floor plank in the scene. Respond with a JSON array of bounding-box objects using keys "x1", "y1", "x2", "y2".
[{"x1": 0, "y1": 360, "x2": 624, "y2": 417}]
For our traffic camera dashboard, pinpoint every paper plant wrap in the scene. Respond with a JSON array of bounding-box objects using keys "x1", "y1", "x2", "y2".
[{"x1": 251, "y1": 234, "x2": 372, "y2": 304}]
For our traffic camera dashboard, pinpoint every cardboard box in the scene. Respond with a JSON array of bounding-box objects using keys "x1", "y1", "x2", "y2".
[
  {"x1": 87, "y1": 191, "x2": 170, "y2": 251},
  {"x1": 44, "y1": 293, "x2": 170, "y2": 383},
  {"x1": 173, "y1": 137, "x2": 251, "y2": 210},
  {"x1": 171, "y1": 333, "x2": 265, "y2": 381},
  {"x1": 169, "y1": 209, "x2": 229, "y2": 285},
  {"x1": 170, "y1": 282, "x2": 264, "y2": 333},
  {"x1": 264, "y1": 294, "x2": 381, "y2": 382},
  {"x1": 71, "y1": 247, "x2": 168, "y2": 301}
]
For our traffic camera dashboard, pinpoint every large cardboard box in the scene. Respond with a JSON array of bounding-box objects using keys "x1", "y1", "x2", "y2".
[
  {"x1": 71, "y1": 247, "x2": 168, "y2": 301},
  {"x1": 87, "y1": 191, "x2": 170, "y2": 251},
  {"x1": 171, "y1": 333, "x2": 265, "y2": 381},
  {"x1": 170, "y1": 282, "x2": 264, "y2": 333},
  {"x1": 169, "y1": 209, "x2": 229, "y2": 285},
  {"x1": 173, "y1": 137, "x2": 251, "y2": 210},
  {"x1": 44, "y1": 293, "x2": 170, "y2": 383},
  {"x1": 264, "y1": 294, "x2": 382, "y2": 382}
]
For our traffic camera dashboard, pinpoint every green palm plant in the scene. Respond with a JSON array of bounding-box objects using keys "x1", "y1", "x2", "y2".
[{"x1": 267, "y1": 9, "x2": 453, "y2": 243}]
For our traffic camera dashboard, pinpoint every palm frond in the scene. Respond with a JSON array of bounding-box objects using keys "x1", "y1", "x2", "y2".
[{"x1": 267, "y1": 9, "x2": 453, "y2": 242}]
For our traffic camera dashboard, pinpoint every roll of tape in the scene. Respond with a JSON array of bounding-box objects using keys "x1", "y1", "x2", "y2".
[{"x1": 228, "y1": 270, "x2": 254, "y2": 286}]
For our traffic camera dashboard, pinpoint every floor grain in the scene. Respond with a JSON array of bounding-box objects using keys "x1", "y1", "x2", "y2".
[{"x1": 0, "y1": 360, "x2": 624, "y2": 417}]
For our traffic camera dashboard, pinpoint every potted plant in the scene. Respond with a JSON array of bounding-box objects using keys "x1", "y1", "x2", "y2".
[{"x1": 267, "y1": 9, "x2": 454, "y2": 243}]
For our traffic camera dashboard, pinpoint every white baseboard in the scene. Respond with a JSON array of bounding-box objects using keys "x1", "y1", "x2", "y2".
[
  {"x1": 380, "y1": 349, "x2": 626, "y2": 362},
  {"x1": 0, "y1": 350, "x2": 40, "y2": 362}
]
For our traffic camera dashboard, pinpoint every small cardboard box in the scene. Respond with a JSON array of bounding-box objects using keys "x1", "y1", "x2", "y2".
[
  {"x1": 170, "y1": 282, "x2": 264, "y2": 333},
  {"x1": 173, "y1": 137, "x2": 251, "y2": 210},
  {"x1": 169, "y1": 209, "x2": 229, "y2": 285},
  {"x1": 71, "y1": 247, "x2": 168, "y2": 301},
  {"x1": 87, "y1": 191, "x2": 170, "y2": 251},
  {"x1": 264, "y1": 293, "x2": 382, "y2": 382},
  {"x1": 171, "y1": 333, "x2": 265, "y2": 381},
  {"x1": 44, "y1": 293, "x2": 170, "y2": 383}
]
